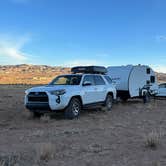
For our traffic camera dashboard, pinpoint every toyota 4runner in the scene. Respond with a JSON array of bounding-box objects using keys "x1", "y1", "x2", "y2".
[{"x1": 25, "y1": 66, "x2": 117, "y2": 119}]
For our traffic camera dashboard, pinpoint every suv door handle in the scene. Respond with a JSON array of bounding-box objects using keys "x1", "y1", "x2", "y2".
[{"x1": 94, "y1": 88, "x2": 98, "y2": 90}]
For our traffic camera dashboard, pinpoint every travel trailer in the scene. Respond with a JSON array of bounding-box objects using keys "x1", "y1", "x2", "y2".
[{"x1": 107, "y1": 65, "x2": 158, "y2": 102}]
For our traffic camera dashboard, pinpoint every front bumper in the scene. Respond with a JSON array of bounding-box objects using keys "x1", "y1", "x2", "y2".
[
  {"x1": 26, "y1": 102, "x2": 50, "y2": 111},
  {"x1": 25, "y1": 92, "x2": 70, "y2": 111}
]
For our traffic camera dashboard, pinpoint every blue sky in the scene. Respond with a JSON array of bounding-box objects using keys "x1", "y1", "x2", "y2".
[{"x1": 0, "y1": 0, "x2": 166, "y2": 72}]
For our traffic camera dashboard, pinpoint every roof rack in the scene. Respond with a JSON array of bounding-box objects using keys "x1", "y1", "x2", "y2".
[{"x1": 71, "y1": 66, "x2": 107, "y2": 74}]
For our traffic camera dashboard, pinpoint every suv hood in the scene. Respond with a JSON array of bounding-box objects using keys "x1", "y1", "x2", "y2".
[{"x1": 26, "y1": 85, "x2": 79, "y2": 93}]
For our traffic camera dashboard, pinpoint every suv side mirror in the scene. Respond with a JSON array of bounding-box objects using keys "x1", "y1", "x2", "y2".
[{"x1": 83, "y1": 81, "x2": 92, "y2": 86}]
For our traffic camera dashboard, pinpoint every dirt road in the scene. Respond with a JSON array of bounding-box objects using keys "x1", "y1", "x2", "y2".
[{"x1": 0, "y1": 85, "x2": 166, "y2": 166}]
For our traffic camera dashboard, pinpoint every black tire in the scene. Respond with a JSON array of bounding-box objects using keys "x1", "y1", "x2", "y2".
[
  {"x1": 104, "y1": 94, "x2": 113, "y2": 111},
  {"x1": 143, "y1": 92, "x2": 150, "y2": 103},
  {"x1": 65, "y1": 98, "x2": 81, "y2": 119}
]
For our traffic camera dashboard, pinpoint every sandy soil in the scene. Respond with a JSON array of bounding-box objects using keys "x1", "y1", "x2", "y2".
[{"x1": 0, "y1": 85, "x2": 166, "y2": 166}]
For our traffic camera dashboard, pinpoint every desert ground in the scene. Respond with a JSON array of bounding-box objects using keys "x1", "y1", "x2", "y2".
[{"x1": 0, "y1": 85, "x2": 166, "y2": 166}]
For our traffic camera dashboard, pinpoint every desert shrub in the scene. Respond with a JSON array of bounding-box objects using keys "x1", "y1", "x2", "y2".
[
  {"x1": 0, "y1": 154, "x2": 20, "y2": 166},
  {"x1": 152, "y1": 161, "x2": 160, "y2": 166},
  {"x1": 40, "y1": 115, "x2": 51, "y2": 123},
  {"x1": 0, "y1": 160, "x2": 5, "y2": 166},
  {"x1": 22, "y1": 110, "x2": 34, "y2": 120},
  {"x1": 144, "y1": 130, "x2": 162, "y2": 149},
  {"x1": 36, "y1": 142, "x2": 54, "y2": 161}
]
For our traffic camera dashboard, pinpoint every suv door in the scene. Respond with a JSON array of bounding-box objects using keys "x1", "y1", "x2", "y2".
[
  {"x1": 94, "y1": 75, "x2": 107, "y2": 102},
  {"x1": 82, "y1": 75, "x2": 97, "y2": 104}
]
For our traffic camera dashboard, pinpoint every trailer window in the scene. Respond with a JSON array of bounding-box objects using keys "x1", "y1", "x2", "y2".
[
  {"x1": 146, "y1": 68, "x2": 150, "y2": 74},
  {"x1": 150, "y1": 76, "x2": 155, "y2": 83}
]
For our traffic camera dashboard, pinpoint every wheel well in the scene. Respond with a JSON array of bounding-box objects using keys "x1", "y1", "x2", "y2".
[
  {"x1": 107, "y1": 92, "x2": 113, "y2": 97},
  {"x1": 71, "y1": 95, "x2": 83, "y2": 107},
  {"x1": 105, "y1": 92, "x2": 113, "y2": 102}
]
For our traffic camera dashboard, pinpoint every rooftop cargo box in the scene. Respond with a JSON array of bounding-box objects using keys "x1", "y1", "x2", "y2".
[{"x1": 71, "y1": 66, "x2": 107, "y2": 74}]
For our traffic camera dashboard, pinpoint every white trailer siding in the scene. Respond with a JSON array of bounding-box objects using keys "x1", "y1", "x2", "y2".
[
  {"x1": 107, "y1": 65, "x2": 157, "y2": 98},
  {"x1": 129, "y1": 66, "x2": 156, "y2": 97},
  {"x1": 107, "y1": 65, "x2": 133, "y2": 91}
]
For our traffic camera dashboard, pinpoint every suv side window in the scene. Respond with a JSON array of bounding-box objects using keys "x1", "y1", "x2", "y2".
[
  {"x1": 82, "y1": 75, "x2": 95, "y2": 85},
  {"x1": 94, "y1": 75, "x2": 106, "y2": 85},
  {"x1": 104, "y1": 75, "x2": 112, "y2": 84}
]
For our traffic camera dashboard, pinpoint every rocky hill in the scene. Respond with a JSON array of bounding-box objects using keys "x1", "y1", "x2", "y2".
[
  {"x1": 0, "y1": 64, "x2": 165, "y2": 84},
  {"x1": 0, "y1": 64, "x2": 70, "y2": 84},
  {"x1": 156, "y1": 72, "x2": 166, "y2": 83}
]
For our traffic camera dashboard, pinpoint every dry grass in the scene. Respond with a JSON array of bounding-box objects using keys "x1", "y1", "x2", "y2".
[
  {"x1": 0, "y1": 154, "x2": 20, "y2": 166},
  {"x1": 36, "y1": 142, "x2": 55, "y2": 161},
  {"x1": 144, "y1": 130, "x2": 162, "y2": 149},
  {"x1": 0, "y1": 161, "x2": 5, "y2": 166},
  {"x1": 152, "y1": 161, "x2": 161, "y2": 166},
  {"x1": 40, "y1": 115, "x2": 51, "y2": 123},
  {"x1": 22, "y1": 110, "x2": 34, "y2": 120},
  {"x1": 145, "y1": 100, "x2": 159, "y2": 111}
]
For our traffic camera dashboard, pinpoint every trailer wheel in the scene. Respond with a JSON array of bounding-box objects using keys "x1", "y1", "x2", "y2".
[{"x1": 143, "y1": 92, "x2": 150, "y2": 103}]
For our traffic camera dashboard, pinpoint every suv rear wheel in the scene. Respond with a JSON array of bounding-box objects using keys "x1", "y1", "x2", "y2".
[
  {"x1": 65, "y1": 98, "x2": 81, "y2": 119},
  {"x1": 102, "y1": 94, "x2": 113, "y2": 111}
]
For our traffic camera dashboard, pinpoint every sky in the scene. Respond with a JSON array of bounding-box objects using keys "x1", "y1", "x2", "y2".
[{"x1": 0, "y1": 0, "x2": 166, "y2": 73}]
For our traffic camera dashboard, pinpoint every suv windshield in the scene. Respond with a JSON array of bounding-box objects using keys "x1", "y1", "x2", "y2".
[{"x1": 49, "y1": 75, "x2": 82, "y2": 85}]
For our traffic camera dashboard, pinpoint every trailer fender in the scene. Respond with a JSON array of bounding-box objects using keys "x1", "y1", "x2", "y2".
[{"x1": 141, "y1": 89, "x2": 148, "y2": 97}]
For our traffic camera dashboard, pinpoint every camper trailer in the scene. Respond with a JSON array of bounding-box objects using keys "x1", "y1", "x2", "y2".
[{"x1": 107, "y1": 65, "x2": 158, "y2": 102}]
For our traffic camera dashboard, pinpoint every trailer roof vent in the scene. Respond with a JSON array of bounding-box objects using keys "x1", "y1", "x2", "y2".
[{"x1": 71, "y1": 66, "x2": 107, "y2": 74}]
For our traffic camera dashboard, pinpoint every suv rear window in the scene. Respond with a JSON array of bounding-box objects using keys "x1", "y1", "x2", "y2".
[
  {"x1": 94, "y1": 75, "x2": 105, "y2": 85},
  {"x1": 104, "y1": 76, "x2": 112, "y2": 84},
  {"x1": 82, "y1": 75, "x2": 95, "y2": 85}
]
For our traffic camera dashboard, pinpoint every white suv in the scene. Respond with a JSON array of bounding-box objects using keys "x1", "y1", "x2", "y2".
[{"x1": 25, "y1": 66, "x2": 117, "y2": 119}]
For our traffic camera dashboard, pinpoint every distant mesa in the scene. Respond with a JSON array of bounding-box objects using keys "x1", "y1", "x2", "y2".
[
  {"x1": 0, "y1": 64, "x2": 71, "y2": 84},
  {"x1": 0, "y1": 64, "x2": 165, "y2": 84}
]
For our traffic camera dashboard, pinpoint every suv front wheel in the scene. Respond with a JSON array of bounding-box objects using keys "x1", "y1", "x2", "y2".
[{"x1": 65, "y1": 98, "x2": 81, "y2": 119}]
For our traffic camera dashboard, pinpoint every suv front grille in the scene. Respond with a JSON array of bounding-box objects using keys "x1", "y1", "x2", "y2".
[{"x1": 28, "y1": 92, "x2": 48, "y2": 102}]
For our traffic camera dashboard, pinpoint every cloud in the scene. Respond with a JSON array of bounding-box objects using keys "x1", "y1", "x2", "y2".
[
  {"x1": 155, "y1": 35, "x2": 166, "y2": 42},
  {"x1": 152, "y1": 65, "x2": 166, "y2": 73},
  {"x1": 0, "y1": 34, "x2": 31, "y2": 64}
]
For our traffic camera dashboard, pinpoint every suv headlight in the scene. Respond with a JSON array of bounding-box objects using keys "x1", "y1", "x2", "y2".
[{"x1": 49, "y1": 89, "x2": 66, "y2": 96}]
